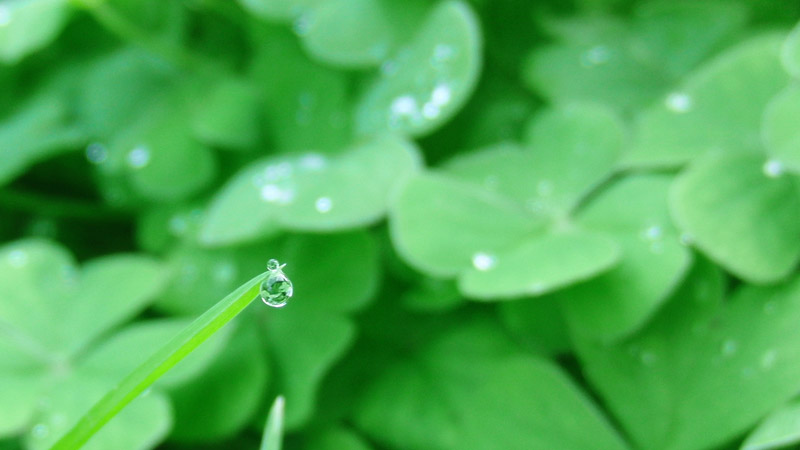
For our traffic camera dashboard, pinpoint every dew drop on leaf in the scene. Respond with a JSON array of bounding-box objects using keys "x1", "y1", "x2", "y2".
[
  {"x1": 260, "y1": 259, "x2": 293, "y2": 308},
  {"x1": 471, "y1": 252, "x2": 496, "y2": 271},
  {"x1": 762, "y1": 159, "x2": 784, "y2": 178},
  {"x1": 664, "y1": 92, "x2": 693, "y2": 113}
]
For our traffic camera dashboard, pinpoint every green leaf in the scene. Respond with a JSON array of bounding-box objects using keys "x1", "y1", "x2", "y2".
[
  {"x1": 0, "y1": 0, "x2": 69, "y2": 63},
  {"x1": 156, "y1": 241, "x2": 279, "y2": 315},
  {"x1": 0, "y1": 371, "x2": 44, "y2": 436},
  {"x1": 283, "y1": 231, "x2": 379, "y2": 312},
  {"x1": 0, "y1": 83, "x2": 84, "y2": 186},
  {"x1": 299, "y1": 0, "x2": 425, "y2": 68},
  {"x1": 742, "y1": 400, "x2": 800, "y2": 450},
  {"x1": 522, "y1": 24, "x2": 670, "y2": 112},
  {"x1": 444, "y1": 103, "x2": 624, "y2": 218},
  {"x1": 260, "y1": 396, "x2": 285, "y2": 450},
  {"x1": 26, "y1": 376, "x2": 171, "y2": 450},
  {"x1": 250, "y1": 29, "x2": 352, "y2": 152},
  {"x1": 201, "y1": 134, "x2": 421, "y2": 245},
  {"x1": 305, "y1": 427, "x2": 373, "y2": 450},
  {"x1": 265, "y1": 303, "x2": 355, "y2": 429},
  {"x1": 499, "y1": 297, "x2": 572, "y2": 356},
  {"x1": 763, "y1": 84, "x2": 800, "y2": 173},
  {"x1": 633, "y1": 0, "x2": 748, "y2": 77},
  {"x1": 79, "y1": 318, "x2": 232, "y2": 389},
  {"x1": 51, "y1": 270, "x2": 267, "y2": 449},
  {"x1": 576, "y1": 261, "x2": 800, "y2": 450},
  {"x1": 522, "y1": 103, "x2": 624, "y2": 215},
  {"x1": 389, "y1": 173, "x2": 537, "y2": 277},
  {"x1": 238, "y1": 0, "x2": 317, "y2": 21},
  {"x1": 168, "y1": 320, "x2": 268, "y2": 442},
  {"x1": 561, "y1": 174, "x2": 692, "y2": 340},
  {"x1": 0, "y1": 239, "x2": 169, "y2": 357},
  {"x1": 626, "y1": 33, "x2": 789, "y2": 168},
  {"x1": 459, "y1": 231, "x2": 620, "y2": 300},
  {"x1": 355, "y1": 1, "x2": 482, "y2": 137},
  {"x1": 670, "y1": 152, "x2": 800, "y2": 283},
  {"x1": 402, "y1": 278, "x2": 464, "y2": 312},
  {"x1": 354, "y1": 320, "x2": 629, "y2": 450},
  {"x1": 783, "y1": 20, "x2": 800, "y2": 78},
  {"x1": 190, "y1": 77, "x2": 262, "y2": 150}
]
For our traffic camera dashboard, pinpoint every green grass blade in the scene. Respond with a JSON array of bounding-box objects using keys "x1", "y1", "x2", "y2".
[
  {"x1": 51, "y1": 271, "x2": 267, "y2": 450},
  {"x1": 260, "y1": 395, "x2": 286, "y2": 450}
]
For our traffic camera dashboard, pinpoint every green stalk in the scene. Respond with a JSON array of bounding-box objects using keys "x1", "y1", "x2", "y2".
[{"x1": 51, "y1": 272, "x2": 266, "y2": 450}]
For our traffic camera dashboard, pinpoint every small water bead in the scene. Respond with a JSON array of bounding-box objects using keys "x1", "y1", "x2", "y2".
[
  {"x1": 581, "y1": 45, "x2": 610, "y2": 67},
  {"x1": 299, "y1": 153, "x2": 326, "y2": 171},
  {"x1": 665, "y1": 92, "x2": 693, "y2": 113},
  {"x1": 536, "y1": 180, "x2": 553, "y2": 197},
  {"x1": 260, "y1": 259, "x2": 293, "y2": 308},
  {"x1": 721, "y1": 339, "x2": 738, "y2": 357},
  {"x1": 260, "y1": 184, "x2": 294, "y2": 205},
  {"x1": 679, "y1": 233, "x2": 694, "y2": 246},
  {"x1": 127, "y1": 145, "x2": 151, "y2": 169},
  {"x1": 471, "y1": 252, "x2": 496, "y2": 271},
  {"x1": 30, "y1": 424, "x2": 49, "y2": 439},
  {"x1": 763, "y1": 159, "x2": 784, "y2": 178},
  {"x1": 761, "y1": 350, "x2": 778, "y2": 370},
  {"x1": 390, "y1": 95, "x2": 419, "y2": 117},
  {"x1": 315, "y1": 196, "x2": 333, "y2": 213},
  {"x1": 639, "y1": 351, "x2": 658, "y2": 366},
  {"x1": 85, "y1": 143, "x2": 108, "y2": 164},
  {"x1": 641, "y1": 225, "x2": 663, "y2": 241}
]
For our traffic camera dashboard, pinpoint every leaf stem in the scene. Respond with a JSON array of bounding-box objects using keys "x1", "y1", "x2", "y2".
[{"x1": 51, "y1": 272, "x2": 266, "y2": 450}]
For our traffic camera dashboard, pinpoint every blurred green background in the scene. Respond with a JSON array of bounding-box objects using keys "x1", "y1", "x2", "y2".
[{"x1": 2, "y1": 0, "x2": 800, "y2": 449}]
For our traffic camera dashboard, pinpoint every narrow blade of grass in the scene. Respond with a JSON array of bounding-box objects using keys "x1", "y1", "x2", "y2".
[
  {"x1": 51, "y1": 271, "x2": 267, "y2": 450},
  {"x1": 260, "y1": 395, "x2": 286, "y2": 450}
]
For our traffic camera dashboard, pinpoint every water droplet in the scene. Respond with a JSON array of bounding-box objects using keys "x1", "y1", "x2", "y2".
[
  {"x1": 665, "y1": 92, "x2": 693, "y2": 113},
  {"x1": 432, "y1": 44, "x2": 454, "y2": 63},
  {"x1": 85, "y1": 143, "x2": 108, "y2": 164},
  {"x1": 471, "y1": 252, "x2": 496, "y2": 271},
  {"x1": 763, "y1": 301, "x2": 777, "y2": 314},
  {"x1": 761, "y1": 350, "x2": 778, "y2": 370},
  {"x1": 641, "y1": 225, "x2": 663, "y2": 241},
  {"x1": 529, "y1": 282, "x2": 545, "y2": 294},
  {"x1": 763, "y1": 159, "x2": 784, "y2": 178},
  {"x1": 380, "y1": 60, "x2": 398, "y2": 77},
  {"x1": 431, "y1": 84, "x2": 452, "y2": 106},
  {"x1": 315, "y1": 197, "x2": 332, "y2": 213},
  {"x1": 679, "y1": 233, "x2": 693, "y2": 246},
  {"x1": 536, "y1": 180, "x2": 553, "y2": 197},
  {"x1": 30, "y1": 424, "x2": 49, "y2": 439},
  {"x1": 390, "y1": 95, "x2": 418, "y2": 117},
  {"x1": 127, "y1": 145, "x2": 151, "y2": 169},
  {"x1": 721, "y1": 339, "x2": 738, "y2": 357},
  {"x1": 640, "y1": 351, "x2": 657, "y2": 366},
  {"x1": 422, "y1": 102, "x2": 440, "y2": 119},
  {"x1": 299, "y1": 153, "x2": 326, "y2": 171},
  {"x1": 260, "y1": 259, "x2": 293, "y2": 307},
  {"x1": 292, "y1": 13, "x2": 313, "y2": 35},
  {"x1": 262, "y1": 162, "x2": 293, "y2": 183},
  {"x1": 7, "y1": 249, "x2": 27, "y2": 267},
  {"x1": 260, "y1": 184, "x2": 293, "y2": 205},
  {"x1": 213, "y1": 261, "x2": 237, "y2": 283},
  {"x1": 0, "y1": 6, "x2": 10, "y2": 27},
  {"x1": 581, "y1": 45, "x2": 610, "y2": 67}
]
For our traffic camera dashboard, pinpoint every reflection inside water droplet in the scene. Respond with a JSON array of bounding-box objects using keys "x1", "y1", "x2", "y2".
[
  {"x1": 472, "y1": 252, "x2": 496, "y2": 271},
  {"x1": 260, "y1": 259, "x2": 293, "y2": 308}
]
